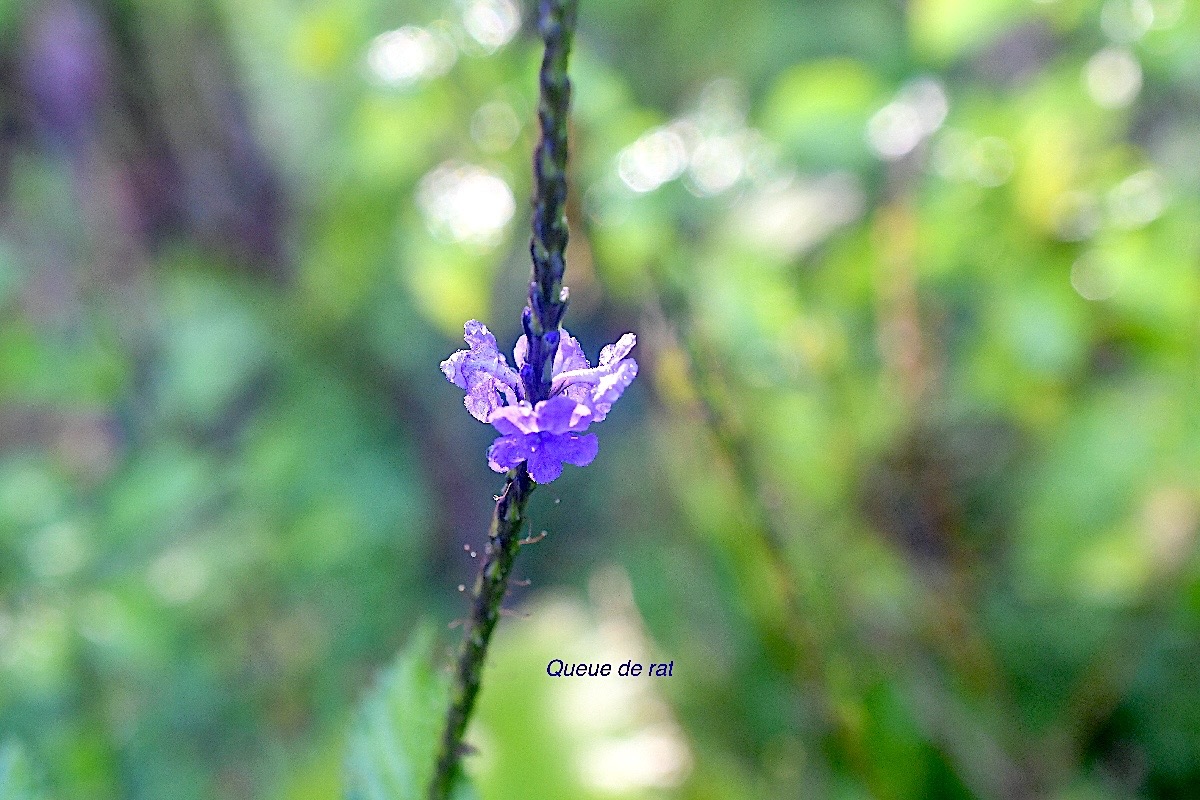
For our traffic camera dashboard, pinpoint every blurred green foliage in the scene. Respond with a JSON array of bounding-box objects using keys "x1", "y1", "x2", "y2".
[
  {"x1": 0, "y1": 739, "x2": 47, "y2": 800},
  {"x1": 2, "y1": 0, "x2": 1200, "y2": 798}
]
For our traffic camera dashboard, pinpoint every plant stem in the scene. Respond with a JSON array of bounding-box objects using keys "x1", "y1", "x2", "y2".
[
  {"x1": 429, "y1": 4, "x2": 579, "y2": 797},
  {"x1": 429, "y1": 466, "x2": 534, "y2": 800},
  {"x1": 521, "y1": 0, "x2": 578, "y2": 403}
]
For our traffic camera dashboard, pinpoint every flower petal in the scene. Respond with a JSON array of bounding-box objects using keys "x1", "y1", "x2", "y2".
[
  {"x1": 554, "y1": 330, "x2": 590, "y2": 374},
  {"x1": 589, "y1": 359, "x2": 637, "y2": 422},
  {"x1": 463, "y1": 379, "x2": 503, "y2": 422},
  {"x1": 524, "y1": 432, "x2": 599, "y2": 483},
  {"x1": 439, "y1": 350, "x2": 466, "y2": 384},
  {"x1": 442, "y1": 321, "x2": 522, "y2": 389},
  {"x1": 489, "y1": 404, "x2": 539, "y2": 435},
  {"x1": 526, "y1": 438, "x2": 564, "y2": 483},
  {"x1": 464, "y1": 319, "x2": 498, "y2": 350},
  {"x1": 534, "y1": 395, "x2": 592, "y2": 434},
  {"x1": 516, "y1": 328, "x2": 590, "y2": 377},
  {"x1": 513, "y1": 334, "x2": 528, "y2": 370},
  {"x1": 551, "y1": 332, "x2": 638, "y2": 393},
  {"x1": 553, "y1": 432, "x2": 599, "y2": 467},
  {"x1": 598, "y1": 333, "x2": 636, "y2": 367},
  {"x1": 487, "y1": 434, "x2": 530, "y2": 473},
  {"x1": 442, "y1": 320, "x2": 523, "y2": 421},
  {"x1": 548, "y1": 333, "x2": 638, "y2": 423}
]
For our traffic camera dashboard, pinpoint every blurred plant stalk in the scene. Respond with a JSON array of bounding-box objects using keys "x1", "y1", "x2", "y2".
[{"x1": 646, "y1": 299, "x2": 885, "y2": 793}]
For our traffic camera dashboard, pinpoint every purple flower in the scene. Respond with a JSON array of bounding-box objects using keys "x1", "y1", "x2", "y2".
[
  {"x1": 487, "y1": 395, "x2": 599, "y2": 483},
  {"x1": 441, "y1": 321, "x2": 637, "y2": 483},
  {"x1": 439, "y1": 321, "x2": 523, "y2": 423}
]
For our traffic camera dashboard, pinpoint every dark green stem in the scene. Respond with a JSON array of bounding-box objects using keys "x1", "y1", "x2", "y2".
[
  {"x1": 429, "y1": 466, "x2": 534, "y2": 799},
  {"x1": 429, "y1": 5, "x2": 578, "y2": 796}
]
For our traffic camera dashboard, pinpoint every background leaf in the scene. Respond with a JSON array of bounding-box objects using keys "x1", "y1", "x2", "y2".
[{"x1": 344, "y1": 629, "x2": 474, "y2": 800}]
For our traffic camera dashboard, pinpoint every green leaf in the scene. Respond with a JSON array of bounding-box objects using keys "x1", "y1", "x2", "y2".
[
  {"x1": 344, "y1": 629, "x2": 475, "y2": 800},
  {"x1": 0, "y1": 740, "x2": 45, "y2": 800}
]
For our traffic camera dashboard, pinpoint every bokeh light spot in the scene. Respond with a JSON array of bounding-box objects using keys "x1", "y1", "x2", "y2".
[
  {"x1": 417, "y1": 162, "x2": 515, "y2": 245},
  {"x1": 867, "y1": 77, "x2": 948, "y2": 160},
  {"x1": 1101, "y1": 0, "x2": 1155, "y2": 42},
  {"x1": 1107, "y1": 169, "x2": 1167, "y2": 228},
  {"x1": 687, "y1": 135, "x2": 746, "y2": 196},
  {"x1": 462, "y1": 0, "x2": 521, "y2": 52},
  {"x1": 1070, "y1": 252, "x2": 1120, "y2": 301},
  {"x1": 1084, "y1": 47, "x2": 1142, "y2": 108},
  {"x1": 617, "y1": 128, "x2": 688, "y2": 193},
  {"x1": 367, "y1": 25, "x2": 456, "y2": 86},
  {"x1": 471, "y1": 101, "x2": 521, "y2": 152}
]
